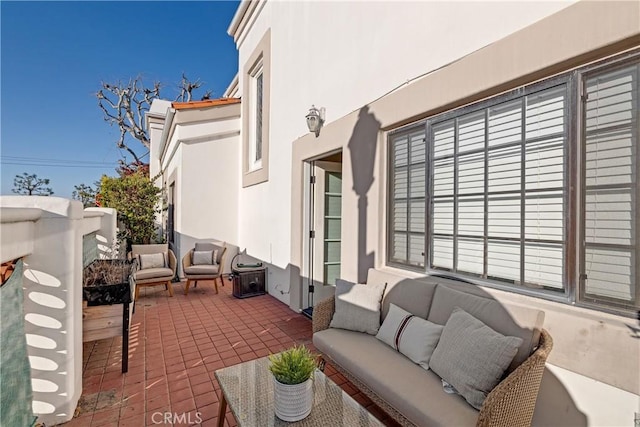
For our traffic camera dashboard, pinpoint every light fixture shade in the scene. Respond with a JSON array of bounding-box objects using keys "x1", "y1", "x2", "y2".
[{"x1": 306, "y1": 105, "x2": 324, "y2": 136}]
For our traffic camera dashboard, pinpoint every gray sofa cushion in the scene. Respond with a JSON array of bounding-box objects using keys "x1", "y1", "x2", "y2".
[
  {"x1": 131, "y1": 243, "x2": 168, "y2": 256},
  {"x1": 376, "y1": 303, "x2": 443, "y2": 370},
  {"x1": 427, "y1": 283, "x2": 544, "y2": 372},
  {"x1": 429, "y1": 308, "x2": 523, "y2": 410},
  {"x1": 184, "y1": 264, "x2": 220, "y2": 275},
  {"x1": 195, "y1": 242, "x2": 224, "y2": 263},
  {"x1": 134, "y1": 267, "x2": 173, "y2": 282},
  {"x1": 314, "y1": 328, "x2": 479, "y2": 426},
  {"x1": 137, "y1": 252, "x2": 166, "y2": 270},
  {"x1": 330, "y1": 279, "x2": 386, "y2": 335},
  {"x1": 367, "y1": 268, "x2": 438, "y2": 321},
  {"x1": 193, "y1": 250, "x2": 216, "y2": 265}
]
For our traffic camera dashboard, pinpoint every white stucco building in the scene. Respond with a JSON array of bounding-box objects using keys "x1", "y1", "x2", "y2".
[
  {"x1": 147, "y1": 98, "x2": 241, "y2": 275},
  {"x1": 148, "y1": 1, "x2": 640, "y2": 425}
]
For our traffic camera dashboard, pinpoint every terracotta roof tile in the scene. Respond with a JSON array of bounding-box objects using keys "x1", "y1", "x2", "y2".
[{"x1": 172, "y1": 97, "x2": 240, "y2": 110}]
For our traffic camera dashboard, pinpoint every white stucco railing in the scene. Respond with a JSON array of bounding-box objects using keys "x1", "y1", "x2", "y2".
[{"x1": 0, "y1": 196, "x2": 118, "y2": 426}]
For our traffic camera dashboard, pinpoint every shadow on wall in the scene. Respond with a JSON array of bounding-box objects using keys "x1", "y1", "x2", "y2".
[
  {"x1": 532, "y1": 368, "x2": 588, "y2": 426},
  {"x1": 348, "y1": 106, "x2": 381, "y2": 283},
  {"x1": 22, "y1": 262, "x2": 72, "y2": 423}
]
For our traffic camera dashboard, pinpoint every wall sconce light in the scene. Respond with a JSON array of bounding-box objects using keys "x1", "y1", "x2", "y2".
[{"x1": 306, "y1": 105, "x2": 325, "y2": 137}]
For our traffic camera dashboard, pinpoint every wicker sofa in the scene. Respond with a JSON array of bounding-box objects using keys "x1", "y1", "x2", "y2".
[{"x1": 312, "y1": 268, "x2": 552, "y2": 427}]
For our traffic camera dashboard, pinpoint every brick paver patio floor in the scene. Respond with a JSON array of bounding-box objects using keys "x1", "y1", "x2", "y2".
[{"x1": 66, "y1": 277, "x2": 397, "y2": 426}]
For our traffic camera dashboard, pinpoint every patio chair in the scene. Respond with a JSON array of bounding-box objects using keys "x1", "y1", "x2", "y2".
[
  {"x1": 182, "y1": 242, "x2": 227, "y2": 295},
  {"x1": 129, "y1": 244, "x2": 176, "y2": 300}
]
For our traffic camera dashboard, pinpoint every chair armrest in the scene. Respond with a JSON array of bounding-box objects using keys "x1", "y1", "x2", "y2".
[
  {"x1": 477, "y1": 329, "x2": 553, "y2": 427},
  {"x1": 182, "y1": 249, "x2": 194, "y2": 272},
  {"x1": 218, "y1": 246, "x2": 228, "y2": 275},
  {"x1": 312, "y1": 296, "x2": 335, "y2": 334},
  {"x1": 168, "y1": 249, "x2": 177, "y2": 275}
]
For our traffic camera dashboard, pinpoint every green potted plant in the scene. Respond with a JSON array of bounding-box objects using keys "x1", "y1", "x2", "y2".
[{"x1": 268, "y1": 345, "x2": 317, "y2": 421}]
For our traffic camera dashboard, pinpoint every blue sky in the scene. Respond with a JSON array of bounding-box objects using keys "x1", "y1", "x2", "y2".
[{"x1": 1, "y1": 1, "x2": 239, "y2": 197}]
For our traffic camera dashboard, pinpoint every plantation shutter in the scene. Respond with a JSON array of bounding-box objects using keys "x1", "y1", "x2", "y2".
[
  {"x1": 389, "y1": 128, "x2": 426, "y2": 267},
  {"x1": 429, "y1": 83, "x2": 566, "y2": 289},
  {"x1": 583, "y1": 62, "x2": 639, "y2": 309}
]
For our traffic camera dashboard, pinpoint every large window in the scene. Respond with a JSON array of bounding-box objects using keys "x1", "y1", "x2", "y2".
[{"x1": 387, "y1": 53, "x2": 640, "y2": 315}]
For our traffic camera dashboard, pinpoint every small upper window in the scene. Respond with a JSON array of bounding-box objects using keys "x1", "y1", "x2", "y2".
[{"x1": 249, "y1": 62, "x2": 264, "y2": 170}]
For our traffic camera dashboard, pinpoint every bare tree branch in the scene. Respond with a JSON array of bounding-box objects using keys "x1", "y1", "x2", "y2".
[
  {"x1": 175, "y1": 73, "x2": 204, "y2": 103},
  {"x1": 97, "y1": 75, "x2": 208, "y2": 172}
]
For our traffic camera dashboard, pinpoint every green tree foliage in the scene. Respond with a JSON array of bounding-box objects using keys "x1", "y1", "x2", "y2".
[
  {"x1": 98, "y1": 171, "x2": 162, "y2": 245},
  {"x1": 12, "y1": 173, "x2": 54, "y2": 196},
  {"x1": 72, "y1": 183, "x2": 97, "y2": 207}
]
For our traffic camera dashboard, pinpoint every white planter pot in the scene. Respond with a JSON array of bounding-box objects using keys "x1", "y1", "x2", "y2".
[{"x1": 273, "y1": 377, "x2": 314, "y2": 422}]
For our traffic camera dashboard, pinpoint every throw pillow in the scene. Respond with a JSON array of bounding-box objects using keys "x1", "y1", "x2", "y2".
[
  {"x1": 195, "y1": 242, "x2": 224, "y2": 263},
  {"x1": 376, "y1": 303, "x2": 443, "y2": 370},
  {"x1": 137, "y1": 253, "x2": 167, "y2": 270},
  {"x1": 192, "y1": 250, "x2": 217, "y2": 266},
  {"x1": 429, "y1": 307, "x2": 523, "y2": 410},
  {"x1": 329, "y1": 279, "x2": 386, "y2": 335}
]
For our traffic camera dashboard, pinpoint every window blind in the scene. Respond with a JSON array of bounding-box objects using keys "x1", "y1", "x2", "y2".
[
  {"x1": 389, "y1": 128, "x2": 426, "y2": 267},
  {"x1": 429, "y1": 84, "x2": 567, "y2": 289},
  {"x1": 583, "y1": 62, "x2": 639, "y2": 309}
]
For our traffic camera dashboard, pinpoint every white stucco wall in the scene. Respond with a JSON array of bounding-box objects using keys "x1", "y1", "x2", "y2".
[
  {"x1": 232, "y1": 0, "x2": 576, "y2": 305},
  {"x1": 0, "y1": 197, "x2": 117, "y2": 425},
  {"x1": 179, "y1": 122, "x2": 241, "y2": 269},
  {"x1": 150, "y1": 103, "x2": 241, "y2": 274}
]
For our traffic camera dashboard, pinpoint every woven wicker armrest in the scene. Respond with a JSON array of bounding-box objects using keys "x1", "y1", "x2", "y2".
[
  {"x1": 477, "y1": 329, "x2": 553, "y2": 427},
  {"x1": 312, "y1": 296, "x2": 335, "y2": 334}
]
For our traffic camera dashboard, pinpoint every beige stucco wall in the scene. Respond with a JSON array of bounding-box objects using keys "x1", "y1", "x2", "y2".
[{"x1": 288, "y1": 0, "x2": 640, "y2": 407}]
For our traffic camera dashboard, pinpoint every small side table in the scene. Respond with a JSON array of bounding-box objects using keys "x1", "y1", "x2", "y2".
[{"x1": 231, "y1": 266, "x2": 266, "y2": 298}]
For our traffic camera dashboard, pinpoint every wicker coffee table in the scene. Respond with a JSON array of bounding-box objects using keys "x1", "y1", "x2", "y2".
[{"x1": 214, "y1": 355, "x2": 384, "y2": 426}]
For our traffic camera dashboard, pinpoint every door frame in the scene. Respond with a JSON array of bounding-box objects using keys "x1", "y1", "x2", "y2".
[{"x1": 302, "y1": 152, "x2": 343, "y2": 312}]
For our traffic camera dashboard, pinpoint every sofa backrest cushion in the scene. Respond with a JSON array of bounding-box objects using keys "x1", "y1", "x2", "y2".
[
  {"x1": 427, "y1": 282, "x2": 544, "y2": 372},
  {"x1": 131, "y1": 244, "x2": 168, "y2": 256},
  {"x1": 367, "y1": 269, "x2": 437, "y2": 321}
]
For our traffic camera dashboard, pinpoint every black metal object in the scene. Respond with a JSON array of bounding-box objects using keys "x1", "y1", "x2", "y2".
[
  {"x1": 301, "y1": 307, "x2": 313, "y2": 320},
  {"x1": 122, "y1": 300, "x2": 130, "y2": 373},
  {"x1": 82, "y1": 260, "x2": 132, "y2": 306},
  {"x1": 232, "y1": 267, "x2": 266, "y2": 299},
  {"x1": 82, "y1": 259, "x2": 133, "y2": 373}
]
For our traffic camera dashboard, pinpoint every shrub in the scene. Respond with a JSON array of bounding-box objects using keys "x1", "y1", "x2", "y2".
[{"x1": 98, "y1": 171, "x2": 162, "y2": 245}]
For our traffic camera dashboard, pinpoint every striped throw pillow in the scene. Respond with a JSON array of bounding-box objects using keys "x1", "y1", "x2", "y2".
[{"x1": 376, "y1": 303, "x2": 444, "y2": 371}]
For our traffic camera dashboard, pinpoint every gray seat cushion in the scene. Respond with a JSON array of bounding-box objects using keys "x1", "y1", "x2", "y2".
[
  {"x1": 427, "y1": 283, "x2": 544, "y2": 372},
  {"x1": 314, "y1": 328, "x2": 479, "y2": 426},
  {"x1": 134, "y1": 267, "x2": 173, "y2": 282},
  {"x1": 184, "y1": 264, "x2": 220, "y2": 276}
]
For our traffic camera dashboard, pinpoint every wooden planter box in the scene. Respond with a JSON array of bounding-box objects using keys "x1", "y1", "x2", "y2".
[{"x1": 82, "y1": 259, "x2": 135, "y2": 373}]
